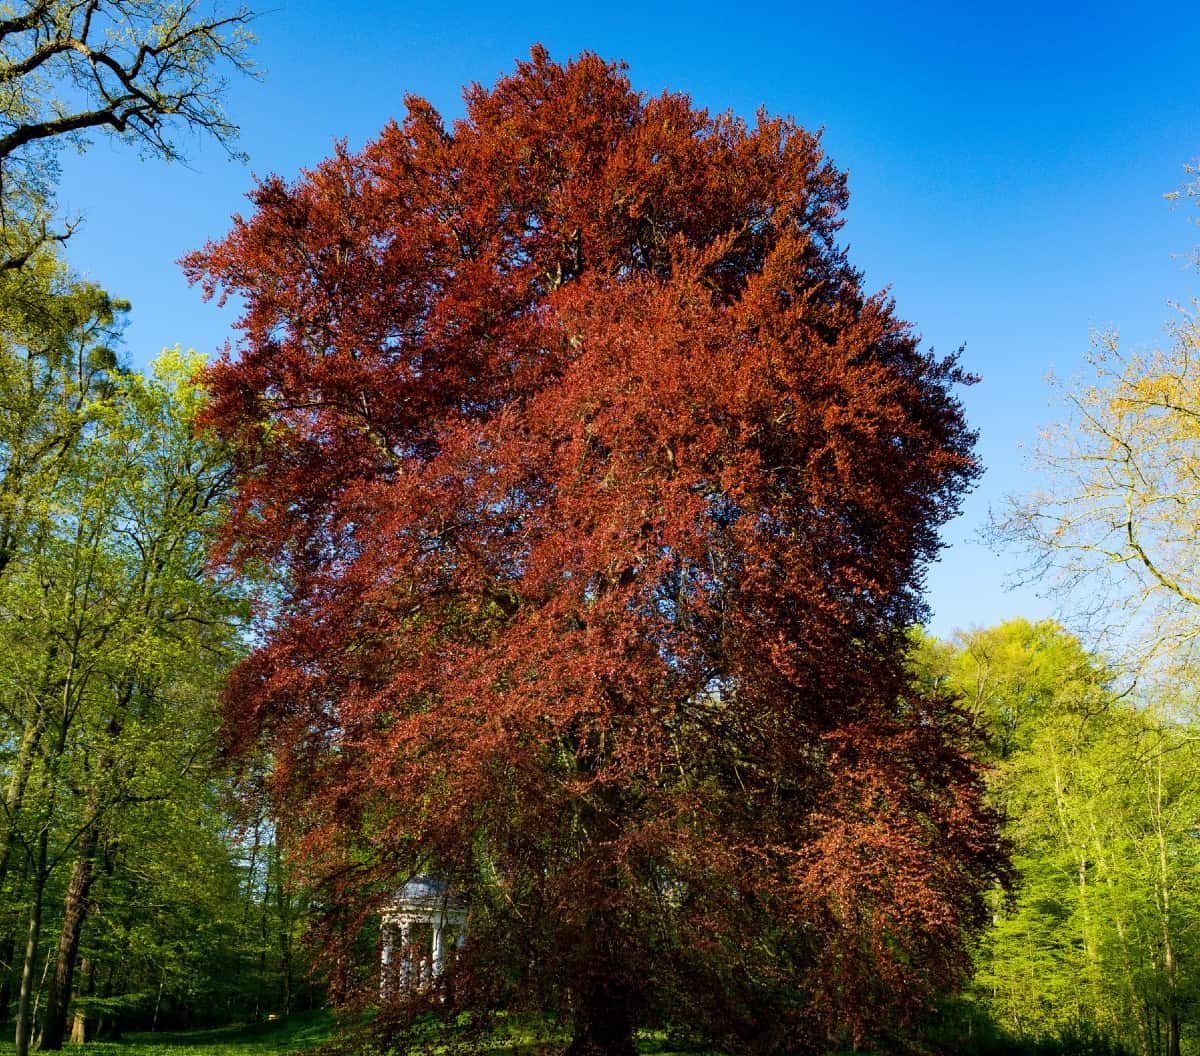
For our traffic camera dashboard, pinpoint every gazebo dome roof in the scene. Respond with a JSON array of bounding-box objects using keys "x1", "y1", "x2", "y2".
[
  {"x1": 386, "y1": 875, "x2": 468, "y2": 921},
  {"x1": 401, "y1": 876, "x2": 446, "y2": 900}
]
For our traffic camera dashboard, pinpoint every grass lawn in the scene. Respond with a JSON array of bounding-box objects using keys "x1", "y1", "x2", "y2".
[
  {"x1": 0, "y1": 1012, "x2": 730, "y2": 1056},
  {"x1": 0, "y1": 1011, "x2": 337, "y2": 1056},
  {"x1": 0, "y1": 1010, "x2": 952, "y2": 1056},
  {"x1": 0, "y1": 1010, "x2": 1102, "y2": 1056}
]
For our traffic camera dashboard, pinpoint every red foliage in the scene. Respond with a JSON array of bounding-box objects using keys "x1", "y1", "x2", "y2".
[{"x1": 186, "y1": 48, "x2": 1006, "y2": 1055}]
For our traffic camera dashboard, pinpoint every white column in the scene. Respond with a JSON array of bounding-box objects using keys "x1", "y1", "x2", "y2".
[
  {"x1": 399, "y1": 920, "x2": 414, "y2": 991},
  {"x1": 431, "y1": 924, "x2": 444, "y2": 977},
  {"x1": 420, "y1": 923, "x2": 433, "y2": 986},
  {"x1": 380, "y1": 923, "x2": 394, "y2": 996}
]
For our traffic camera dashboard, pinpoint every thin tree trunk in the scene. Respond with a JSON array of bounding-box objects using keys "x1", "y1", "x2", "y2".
[
  {"x1": 1086, "y1": 811, "x2": 1150, "y2": 1056},
  {"x1": 31, "y1": 936, "x2": 54, "y2": 1041},
  {"x1": 273, "y1": 840, "x2": 293, "y2": 1014},
  {"x1": 14, "y1": 834, "x2": 48, "y2": 1056},
  {"x1": 37, "y1": 823, "x2": 98, "y2": 1050},
  {"x1": 0, "y1": 664, "x2": 55, "y2": 1019},
  {"x1": 1149, "y1": 749, "x2": 1181, "y2": 1056},
  {"x1": 151, "y1": 966, "x2": 165, "y2": 1032},
  {"x1": 257, "y1": 843, "x2": 271, "y2": 1020},
  {"x1": 94, "y1": 960, "x2": 116, "y2": 1040},
  {"x1": 18, "y1": 628, "x2": 86, "y2": 1056}
]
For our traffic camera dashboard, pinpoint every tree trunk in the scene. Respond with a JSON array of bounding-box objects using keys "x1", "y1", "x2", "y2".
[
  {"x1": 257, "y1": 843, "x2": 271, "y2": 1020},
  {"x1": 0, "y1": 680, "x2": 53, "y2": 1019},
  {"x1": 0, "y1": 860, "x2": 29, "y2": 1024},
  {"x1": 1149, "y1": 747, "x2": 1181, "y2": 1056},
  {"x1": 14, "y1": 839, "x2": 48, "y2": 1056},
  {"x1": 273, "y1": 839, "x2": 293, "y2": 1014},
  {"x1": 37, "y1": 824, "x2": 98, "y2": 1050},
  {"x1": 94, "y1": 962, "x2": 115, "y2": 1041},
  {"x1": 566, "y1": 979, "x2": 636, "y2": 1056},
  {"x1": 151, "y1": 967, "x2": 165, "y2": 1032},
  {"x1": 68, "y1": 959, "x2": 94, "y2": 1044}
]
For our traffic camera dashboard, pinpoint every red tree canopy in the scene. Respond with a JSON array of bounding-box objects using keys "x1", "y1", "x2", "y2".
[{"x1": 187, "y1": 48, "x2": 1005, "y2": 1056}]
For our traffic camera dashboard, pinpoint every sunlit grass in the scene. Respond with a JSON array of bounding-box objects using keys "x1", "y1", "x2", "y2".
[{"x1": 0, "y1": 1010, "x2": 336, "y2": 1056}]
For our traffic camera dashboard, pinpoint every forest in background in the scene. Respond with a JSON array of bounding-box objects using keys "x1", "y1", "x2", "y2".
[{"x1": 0, "y1": 4, "x2": 1198, "y2": 1056}]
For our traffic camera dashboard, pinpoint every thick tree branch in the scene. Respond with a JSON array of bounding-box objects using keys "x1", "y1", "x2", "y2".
[{"x1": 0, "y1": 0, "x2": 256, "y2": 269}]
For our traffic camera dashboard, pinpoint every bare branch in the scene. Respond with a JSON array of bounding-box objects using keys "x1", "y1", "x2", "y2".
[{"x1": 0, "y1": 0, "x2": 257, "y2": 265}]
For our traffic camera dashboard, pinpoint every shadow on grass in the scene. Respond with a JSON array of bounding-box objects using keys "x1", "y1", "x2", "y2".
[{"x1": 119, "y1": 1010, "x2": 337, "y2": 1053}]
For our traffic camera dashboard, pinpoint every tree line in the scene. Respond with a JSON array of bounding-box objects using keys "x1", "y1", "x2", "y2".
[
  {"x1": 915, "y1": 620, "x2": 1199, "y2": 1056},
  {"x1": 0, "y1": 1, "x2": 321, "y2": 1051},
  {"x1": 0, "y1": 310, "x2": 315, "y2": 1048}
]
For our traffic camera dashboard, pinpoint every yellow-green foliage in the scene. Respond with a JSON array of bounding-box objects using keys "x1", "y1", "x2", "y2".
[{"x1": 917, "y1": 621, "x2": 1200, "y2": 1055}]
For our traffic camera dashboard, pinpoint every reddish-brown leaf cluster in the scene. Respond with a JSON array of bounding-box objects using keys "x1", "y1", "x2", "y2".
[{"x1": 186, "y1": 47, "x2": 1006, "y2": 1055}]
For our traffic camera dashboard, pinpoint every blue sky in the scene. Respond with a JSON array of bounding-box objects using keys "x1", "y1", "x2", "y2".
[{"x1": 53, "y1": 0, "x2": 1200, "y2": 640}]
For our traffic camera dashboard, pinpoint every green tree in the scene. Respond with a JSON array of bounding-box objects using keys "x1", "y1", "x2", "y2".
[
  {"x1": 0, "y1": 3, "x2": 266, "y2": 1036},
  {"x1": 0, "y1": 259, "x2": 126, "y2": 579},
  {"x1": 0, "y1": 347, "x2": 249, "y2": 1054},
  {"x1": 0, "y1": 265, "x2": 127, "y2": 1028},
  {"x1": 921, "y1": 621, "x2": 1200, "y2": 1056}
]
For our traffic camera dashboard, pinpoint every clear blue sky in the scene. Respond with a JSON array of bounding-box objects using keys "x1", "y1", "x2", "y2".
[{"x1": 54, "y1": 0, "x2": 1200, "y2": 640}]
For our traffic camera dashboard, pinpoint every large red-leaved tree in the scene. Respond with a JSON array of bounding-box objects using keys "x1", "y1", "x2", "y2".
[{"x1": 186, "y1": 48, "x2": 1006, "y2": 1056}]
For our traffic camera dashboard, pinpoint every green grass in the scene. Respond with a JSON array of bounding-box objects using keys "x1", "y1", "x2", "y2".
[
  {"x1": 0, "y1": 1010, "x2": 337, "y2": 1056},
  {"x1": 10, "y1": 1011, "x2": 1085, "y2": 1056},
  {"x1": 0, "y1": 1011, "x2": 727, "y2": 1056},
  {"x1": 129, "y1": 1010, "x2": 337, "y2": 1055},
  {"x1": 377, "y1": 1012, "x2": 727, "y2": 1056}
]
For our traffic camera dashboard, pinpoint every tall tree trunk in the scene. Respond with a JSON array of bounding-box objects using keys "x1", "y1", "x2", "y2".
[
  {"x1": 273, "y1": 839, "x2": 293, "y2": 1014},
  {"x1": 1086, "y1": 812, "x2": 1150, "y2": 1056},
  {"x1": 0, "y1": 668, "x2": 55, "y2": 1020},
  {"x1": 151, "y1": 967, "x2": 166, "y2": 1032},
  {"x1": 94, "y1": 961, "x2": 116, "y2": 1041},
  {"x1": 240, "y1": 818, "x2": 262, "y2": 1020},
  {"x1": 68, "y1": 959, "x2": 93, "y2": 1044},
  {"x1": 566, "y1": 977, "x2": 636, "y2": 1056},
  {"x1": 258, "y1": 847, "x2": 272, "y2": 1020},
  {"x1": 1150, "y1": 750, "x2": 1181, "y2": 1056},
  {"x1": 37, "y1": 823, "x2": 98, "y2": 1050},
  {"x1": 14, "y1": 834, "x2": 48, "y2": 1056},
  {"x1": 0, "y1": 854, "x2": 31, "y2": 1024},
  {"x1": 18, "y1": 641, "x2": 81, "y2": 1056}
]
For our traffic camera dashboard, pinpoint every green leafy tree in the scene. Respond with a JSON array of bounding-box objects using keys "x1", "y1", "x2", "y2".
[
  {"x1": 921, "y1": 621, "x2": 1200, "y2": 1056},
  {"x1": 0, "y1": 259, "x2": 126, "y2": 579},
  {"x1": 0, "y1": 346, "x2": 250, "y2": 1054},
  {"x1": 0, "y1": 265, "x2": 127, "y2": 1031}
]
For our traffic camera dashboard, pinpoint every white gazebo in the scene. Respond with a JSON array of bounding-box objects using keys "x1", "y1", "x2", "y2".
[{"x1": 380, "y1": 876, "x2": 468, "y2": 997}]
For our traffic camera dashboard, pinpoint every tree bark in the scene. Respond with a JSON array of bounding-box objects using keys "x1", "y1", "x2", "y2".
[
  {"x1": 0, "y1": 673, "x2": 54, "y2": 1018},
  {"x1": 273, "y1": 839, "x2": 293, "y2": 1014},
  {"x1": 37, "y1": 824, "x2": 98, "y2": 1050},
  {"x1": 68, "y1": 958, "x2": 94, "y2": 1044},
  {"x1": 0, "y1": 860, "x2": 29, "y2": 1024},
  {"x1": 566, "y1": 978, "x2": 636, "y2": 1056},
  {"x1": 14, "y1": 833, "x2": 48, "y2": 1056}
]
